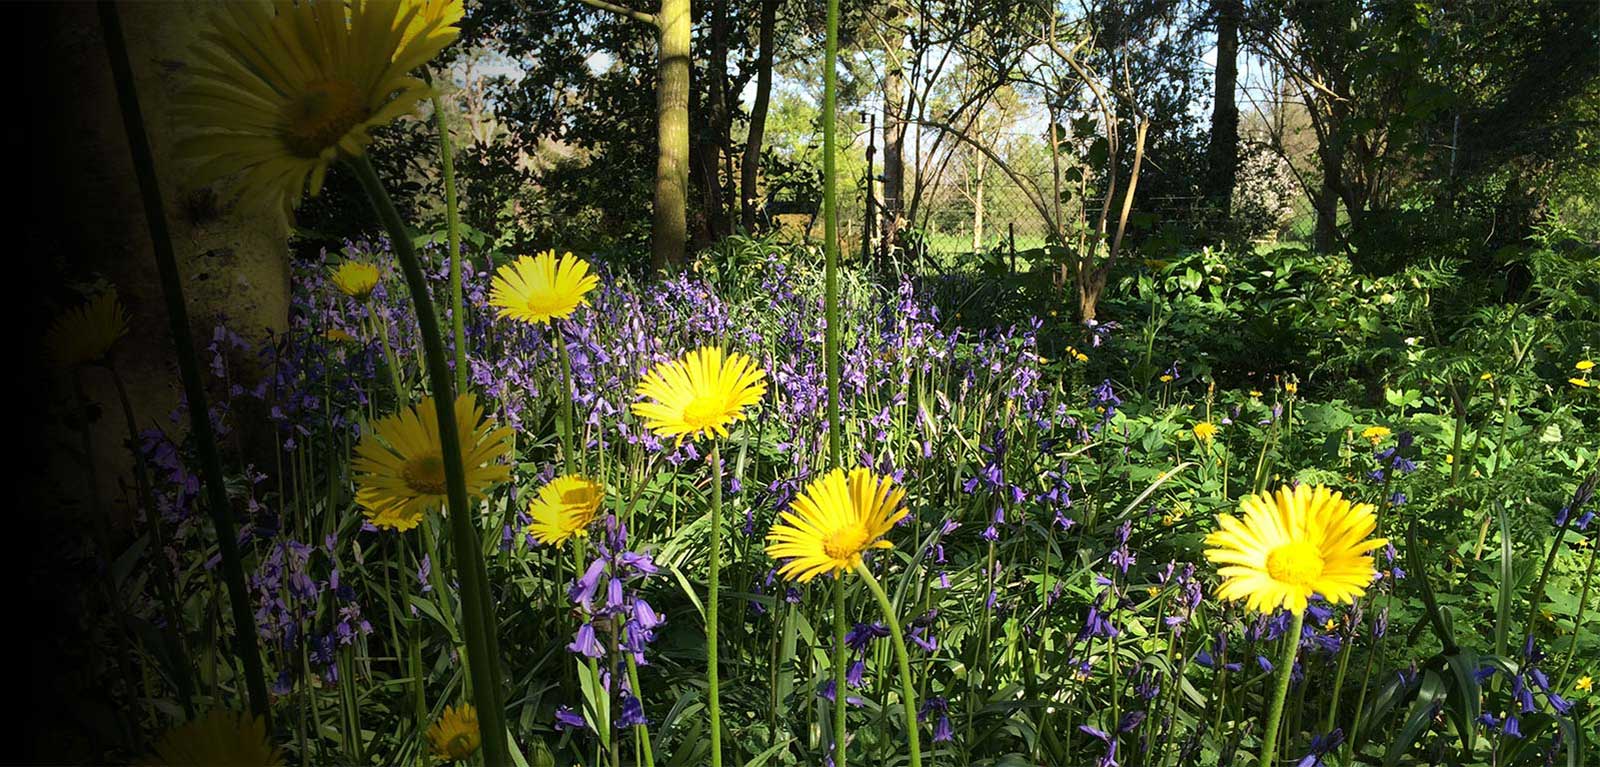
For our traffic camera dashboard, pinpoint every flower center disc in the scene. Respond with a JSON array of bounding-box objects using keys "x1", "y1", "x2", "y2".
[
  {"x1": 1265, "y1": 541, "x2": 1325, "y2": 587},
  {"x1": 680, "y1": 395, "x2": 726, "y2": 431},
  {"x1": 282, "y1": 79, "x2": 368, "y2": 158},
  {"x1": 402, "y1": 454, "x2": 448, "y2": 495},
  {"x1": 822, "y1": 526, "x2": 869, "y2": 561},
  {"x1": 523, "y1": 292, "x2": 566, "y2": 318},
  {"x1": 560, "y1": 485, "x2": 597, "y2": 508}
]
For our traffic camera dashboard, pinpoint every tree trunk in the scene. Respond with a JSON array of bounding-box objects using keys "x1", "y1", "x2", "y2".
[
  {"x1": 653, "y1": 0, "x2": 691, "y2": 270},
  {"x1": 697, "y1": 0, "x2": 732, "y2": 242},
  {"x1": 880, "y1": 2, "x2": 907, "y2": 266},
  {"x1": 972, "y1": 160, "x2": 985, "y2": 252},
  {"x1": 1206, "y1": 0, "x2": 1240, "y2": 214},
  {"x1": 739, "y1": 0, "x2": 777, "y2": 232},
  {"x1": 1314, "y1": 140, "x2": 1342, "y2": 253}
]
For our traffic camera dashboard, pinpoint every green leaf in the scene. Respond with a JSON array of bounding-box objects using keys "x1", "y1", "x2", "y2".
[{"x1": 1383, "y1": 670, "x2": 1446, "y2": 767}]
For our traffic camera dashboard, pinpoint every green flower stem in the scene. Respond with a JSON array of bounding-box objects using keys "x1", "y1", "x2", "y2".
[
  {"x1": 855, "y1": 563, "x2": 922, "y2": 767},
  {"x1": 1323, "y1": 608, "x2": 1355, "y2": 735},
  {"x1": 833, "y1": 577, "x2": 849, "y2": 767},
  {"x1": 348, "y1": 154, "x2": 509, "y2": 767},
  {"x1": 625, "y1": 654, "x2": 657, "y2": 767},
  {"x1": 426, "y1": 73, "x2": 468, "y2": 395},
  {"x1": 108, "y1": 362, "x2": 196, "y2": 715},
  {"x1": 96, "y1": 0, "x2": 270, "y2": 724},
  {"x1": 821, "y1": 0, "x2": 841, "y2": 469},
  {"x1": 371, "y1": 306, "x2": 406, "y2": 400},
  {"x1": 555, "y1": 329, "x2": 580, "y2": 470},
  {"x1": 1556, "y1": 540, "x2": 1599, "y2": 686},
  {"x1": 1259, "y1": 610, "x2": 1305, "y2": 767},
  {"x1": 707, "y1": 440, "x2": 724, "y2": 767}
]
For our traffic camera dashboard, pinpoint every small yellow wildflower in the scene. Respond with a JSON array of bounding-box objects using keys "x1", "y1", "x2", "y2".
[
  {"x1": 1159, "y1": 374, "x2": 1175, "y2": 383},
  {"x1": 1480, "y1": 372, "x2": 1494, "y2": 381},
  {"x1": 1577, "y1": 360, "x2": 1595, "y2": 372},
  {"x1": 46, "y1": 289, "x2": 129, "y2": 368},
  {"x1": 1576, "y1": 676, "x2": 1593, "y2": 693},
  {"x1": 1570, "y1": 378, "x2": 1592, "y2": 389},
  {"x1": 1284, "y1": 381, "x2": 1299, "y2": 395},
  {"x1": 1361, "y1": 426, "x2": 1391, "y2": 445},
  {"x1": 1193, "y1": 422, "x2": 1218, "y2": 443},
  {"x1": 330, "y1": 261, "x2": 382, "y2": 301},
  {"x1": 427, "y1": 704, "x2": 481, "y2": 762}
]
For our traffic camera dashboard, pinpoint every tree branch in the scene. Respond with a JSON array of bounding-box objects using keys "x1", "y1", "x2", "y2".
[{"x1": 575, "y1": 0, "x2": 656, "y2": 27}]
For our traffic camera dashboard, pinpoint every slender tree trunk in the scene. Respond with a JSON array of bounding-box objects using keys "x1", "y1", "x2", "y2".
[
  {"x1": 1313, "y1": 122, "x2": 1344, "y2": 254},
  {"x1": 880, "y1": 1, "x2": 907, "y2": 267},
  {"x1": 739, "y1": 0, "x2": 777, "y2": 232},
  {"x1": 653, "y1": 0, "x2": 691, "y2": 270},
  {"x1": 1206, "y1": 0, "x2": 1240, "y2": 214},
  {"x1": 972, "y1": 159, "x2": 985, "y2": 252},
  {"x1": 698, "y1": 0, "x2": 732, "y2": 242}
]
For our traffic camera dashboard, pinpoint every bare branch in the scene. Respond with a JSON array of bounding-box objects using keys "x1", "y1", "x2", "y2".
[{"x1": 575, "y1": 0, "x2": 656, "y2": 27}]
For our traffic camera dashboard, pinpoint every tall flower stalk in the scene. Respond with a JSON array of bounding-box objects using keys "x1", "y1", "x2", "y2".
[
  {"x1": 96, "y1": 0, "x2": 270, "y2": 723},
  {"x1": 821, "y1": 0, "x2": 846, "y2": 760},
  {"x1": 427, "y1": 74, "x2": 468, "y2": 395},
  {"x1": 349, "y1": 155, "x2": 510, "y2": 767},
  {"x1": 632, "y1": 347, "x2": 768, "y2": 767},
  {"x1": 766, "y1": 468, "x2": 917, "y2": 767},
  {"x1": 1205, "y1": 485, "x2": 1386, "y2": 767}
]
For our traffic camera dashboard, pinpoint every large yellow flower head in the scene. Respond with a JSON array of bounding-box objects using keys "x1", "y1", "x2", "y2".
[
  {"x1": 526, "y1": 474, "x2": 605, "y2": 546},
  {"x1": 330, "y1": 261, "x2": 382, "y2": 301},
  {"x1": 1205, "y1": 484, "x2": 1388, "y2": 615},
  {"x1": 1192, "y1": 421, "x2": 1218, "y2": 443},
  {"x1": 765, "y1": 468, "x2": 908, "y2": 582},
  {"x1": 427, "y1": 704, "x2": 481, "y2": 763},
  {"x1": 46, "y1": 289, "x2": 129, "y2": 368},
  {"x1": 144, "y1": 708, "x2": 283, "y2": 767},
  {"x1": 632, "y1": 347, "x2": 767, "y2": 443},
  {"x1": 354, "y1": 394, "x2": 512, "y2": 531},
  {"x1": 176, "y1": 0, "x2": 463, "y2": 212},
  {"x1": 489, "y1": 250, "x2": 600, "y2": 325}
]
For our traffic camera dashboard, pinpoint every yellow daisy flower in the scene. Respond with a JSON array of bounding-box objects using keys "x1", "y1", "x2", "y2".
[
  {"x1": 353, "y1": 394, "x2": 512, "y2": 531},
  {"x1": 427, "y1": 704, "x2": 481, "y2": 763},
  {"x1": 1361, "y1": 426, "x2": 1391, "y2": 445},
  {"x1": 1193, "y1": 421, "x2": 1218, "y2": 443},
  {"x1": 1205, "y1": 484, "x2": 1388, "y2": 615},
  {"x1": 765, "y1": 468, "x2": 908, "y2": 582},
  {"x1": 46, "y1": 289, "x2": 129, "y2": 368},
  {"x1": 144, "y1": 708, "x2": 283, "y2": 767},
  {"x1": 398, "y1": 0, "x2": 465, "y2": 53},
  {"x1": 488, "y1": 250, "x2": 599, "y2": 325},
  {"x1": 1577, "y1": 360, "x2": 1595, "y2": 372},
  {"x1": 632, "y1": 347, "x2": 767, "y2": 443},
  {"x1": 330, "y1": 261, "x2": 382, "y2": 301},
  {"x1": 176, "y1": 0, "x2": 462, "y2": 212},
  {"x1": 526, "y1": 474, "x2": 605, "y2": 546},
  {"x1": 1576, "y1": 675, "x2": 1593, "y2": 693}
]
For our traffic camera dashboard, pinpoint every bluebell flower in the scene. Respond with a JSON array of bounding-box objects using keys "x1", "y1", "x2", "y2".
[
  {"x1": 567, "y1": 622, "x2": 605, "y2": 659},
  {"x1": 1296, "y1": 729, "x2": 1344, "y2": 767},
  {"x1": 555, "y1": 705, "x2": 587, "y2": 731},
  {"x1": 616, "y1": 694, "x2": 646, "y2": 728}
]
